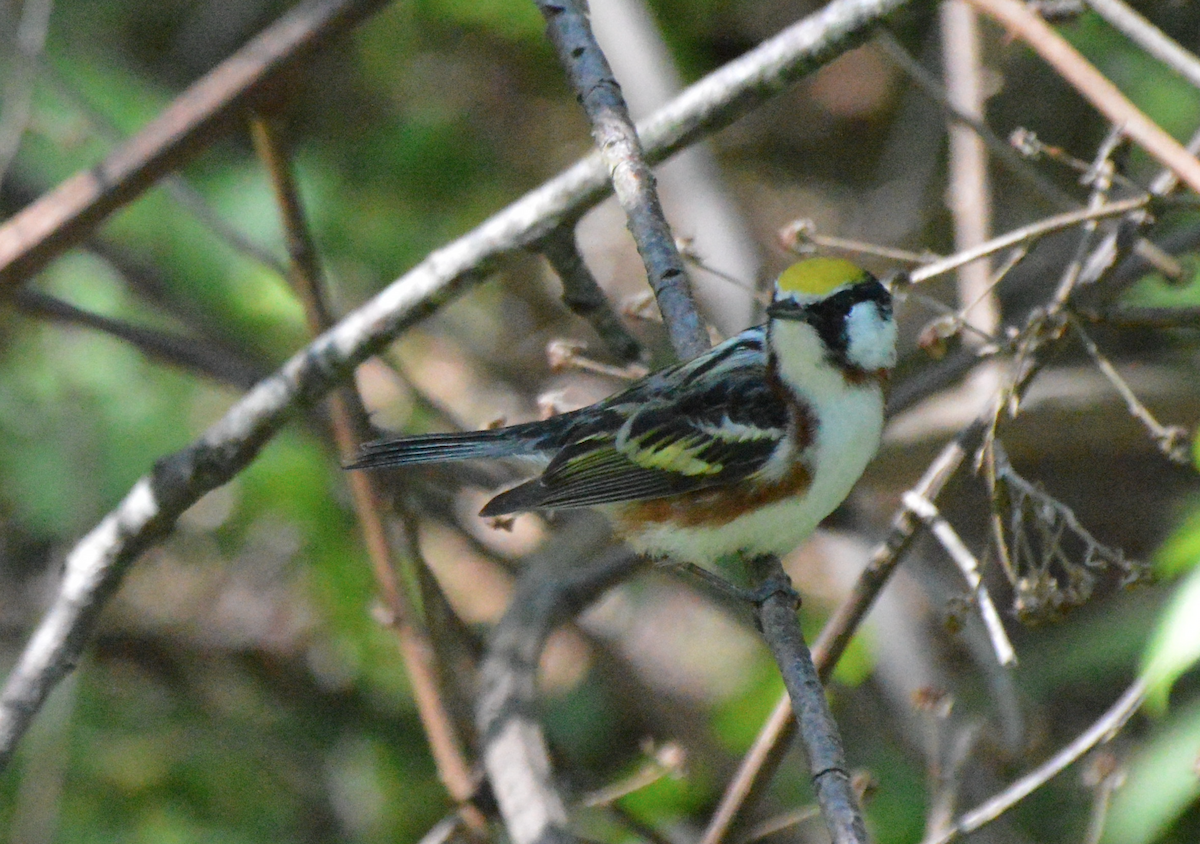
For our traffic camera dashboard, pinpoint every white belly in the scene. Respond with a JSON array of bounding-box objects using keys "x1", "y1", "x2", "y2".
[{"x1": 625, "y1": 385, "x2": 884, "y2": 566}]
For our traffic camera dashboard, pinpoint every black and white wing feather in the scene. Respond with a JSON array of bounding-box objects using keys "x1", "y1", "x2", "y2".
[{"x1": 481, "y1": 328, "x2": 788, "y2": 515}]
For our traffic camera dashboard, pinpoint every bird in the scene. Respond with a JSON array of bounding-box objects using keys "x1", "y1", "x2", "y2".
[{"x1": 348, "y1": 257, "x2": 896, "y2": 569}]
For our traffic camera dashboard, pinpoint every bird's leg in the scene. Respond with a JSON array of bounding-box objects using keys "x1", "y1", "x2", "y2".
[{"x1": 668, "y1": 558, "x2": 800, "y2": 612}]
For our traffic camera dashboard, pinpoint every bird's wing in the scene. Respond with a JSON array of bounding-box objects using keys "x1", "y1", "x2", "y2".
[{"x1": 480, "y1": 334, "x2": 790, "y2": 514}]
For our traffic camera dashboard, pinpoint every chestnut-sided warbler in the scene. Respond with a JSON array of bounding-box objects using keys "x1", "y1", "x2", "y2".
[{"x1": 350, "y1": 257, "x2": 896, "y2": 566}]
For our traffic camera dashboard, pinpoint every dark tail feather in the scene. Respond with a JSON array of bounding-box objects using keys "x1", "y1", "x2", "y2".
[{"x1": 346, "y1": 423, "x2": 548, "y2": 470}]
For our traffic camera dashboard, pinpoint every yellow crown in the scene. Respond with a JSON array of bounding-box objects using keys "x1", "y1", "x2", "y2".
[{"x1": 776, "y1": 257, "x2": 867, "y2": 297}]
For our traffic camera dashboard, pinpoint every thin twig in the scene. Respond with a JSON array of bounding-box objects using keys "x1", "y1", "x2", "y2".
[
  {"x1": 965, "y1": 0, "x2": 1200, "y2": 194},
  {"x1": 921, "y1": 679, "x2": 1147, "y2": 843},
  {"x1": 0, "y1": 0, "x2": 914, "y2": 773},
  {"x1": 538, "y1": 227, "x2": 643, "y2": 363},
  {"x1": 781, "y1": 218, "x2": 941, "y2": 265},
  {"x1": 1085, "y1": 0, "x2": 1200, "y2": 91},
  {"x1": 739, "y1": 805, "x2": 821, "y2": 843},
  {"x1": 902, "y1": 492, "x2": 1016, "y2": 667},
  {"x1": 909, "y1": 196, "x2": 1149, "y2": 283},
  {"x1": 533, "y1": 0, "x2": 707, "y2": 358},
  {"x1": 745, "y1": 554, "x2": 868, "y2": 844},
  {"x1": 580, "y1": 742, "x2": 686, "y2": 808},
  {"x1": 1069, "y1": 316, "x2": 1192, "y2": 463},
  {"x1": 249, "y1": 114, "x2": 483, "y2": 822}
]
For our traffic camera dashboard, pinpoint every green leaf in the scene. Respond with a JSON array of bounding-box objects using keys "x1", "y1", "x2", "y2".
[
  {"x1": 1102, "y1": 695, "x2": 1200, "y2": 844},
  {"x1": 1141, "y1": 563, "x2": 1200, "y2": 713}
]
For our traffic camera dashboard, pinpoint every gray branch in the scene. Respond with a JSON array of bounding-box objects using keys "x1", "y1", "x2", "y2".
[{"x1": 534, "y1": 0, "x2": 708, "y2": 359}]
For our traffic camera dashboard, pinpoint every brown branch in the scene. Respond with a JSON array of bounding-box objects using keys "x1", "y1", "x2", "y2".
[
  {"x1": 533, "y1": 0, "x2": 707, "y2": 359},
  {"x1": 249, "y1": 114, "x2": 483, "y2": 823},
  {"x1": 0, "y1": 0, "x2": 389, "y2": 287},
  {"x1": 965, "y1": 0, "x2": 1200, "y2": 194}
]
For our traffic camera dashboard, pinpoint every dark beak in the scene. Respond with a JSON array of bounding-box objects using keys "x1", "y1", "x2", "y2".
[{"x1": 766, "y1": 299, "x2": 806, "y2": 320}]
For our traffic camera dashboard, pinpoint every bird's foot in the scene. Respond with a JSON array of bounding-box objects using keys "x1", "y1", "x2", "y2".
[{"x1": 745, "y1": 570, "x2": 801, "y2": 610}]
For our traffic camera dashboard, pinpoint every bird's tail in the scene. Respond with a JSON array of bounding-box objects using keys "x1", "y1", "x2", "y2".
[{"x1": 346, "y1": 421, "x2": 551, "y2": 470}]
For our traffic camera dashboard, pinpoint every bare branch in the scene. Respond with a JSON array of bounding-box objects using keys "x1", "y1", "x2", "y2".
[
  {"x1": 965, "y1": 0, "x2": 1200, "y2": 194},
  {"x1": 1069, "y1": 316, "x2": 1192, "y2": 463},
  {"x1": 250, "y1": 114, "x2": 483, "y2": 820},
  {"x1": 745, "y1": 554, "x2": 868, "y2": 844},
  {"x1": 478, "y1": 545, "x2": 642, "y2": 844},
  {"x1": 909, "y1": 197, "x2": 1149, "y2": 284},
  {"x1": 921, "y1": 679, "x2": 1147, "y2": 844},
  {"x1": 38, "y1": 60, "x2": 288, "y2": 276},
  {"x1": 700, "y1": 428, "x2": 979, "y2": 844},
  {"x1": 539, "y1": 227, "x2": 644, "y2": 363},
  {"x1": 0, "y1": 0, "x2": 391, "y2": 287},
  {"x1": 902, "y1": 492, "x2": 1016, "y2": 667}
]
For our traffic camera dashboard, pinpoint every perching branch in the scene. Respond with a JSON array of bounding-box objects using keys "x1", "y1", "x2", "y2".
[
  {"x1": 700, "y1": 425, "x2": 979, "y2": 844},
  {"x1": 745, "y1": 555, "x2": 869, "y2": 844}
]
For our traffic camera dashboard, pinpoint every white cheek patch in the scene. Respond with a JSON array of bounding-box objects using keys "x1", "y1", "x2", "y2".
[{"x1": 845, "y1": 302, "x2": 897, "y2": 371}]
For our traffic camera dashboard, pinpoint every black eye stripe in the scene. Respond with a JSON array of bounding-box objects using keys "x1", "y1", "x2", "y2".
[
  {"x1": 767, "y1": 278, "x2": 891, "y2": 369},
  {"x1": 767, "y1": 279, "x2": 891, "y2": 322}
]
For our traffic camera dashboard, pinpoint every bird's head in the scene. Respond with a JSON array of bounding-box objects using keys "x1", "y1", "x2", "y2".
[{"x1": 765, "y1": 257, "x2": 897, "y2": 375}]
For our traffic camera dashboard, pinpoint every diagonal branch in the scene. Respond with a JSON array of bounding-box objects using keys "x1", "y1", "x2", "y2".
[
  {"x1": 0, "y1": 0, "x2": 390, "y2": 287},
  {"x1": 965, "y1": 0, "x2": 1200, "y2": 194},
  {"x1": 250, "y1": 113, "x2": 483, "y2": 821}
]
